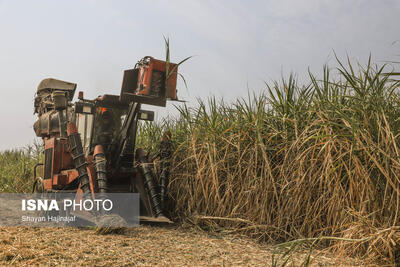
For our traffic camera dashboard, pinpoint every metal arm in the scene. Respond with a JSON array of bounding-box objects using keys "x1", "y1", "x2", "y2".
[{"x1": 111, "y1": 102, "x2": 140, "y2": 170}]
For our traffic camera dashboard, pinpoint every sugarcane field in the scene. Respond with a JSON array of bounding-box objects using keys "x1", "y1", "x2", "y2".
[{"x1": 0, "y1": 1, "x2": 400, "y2": 266}]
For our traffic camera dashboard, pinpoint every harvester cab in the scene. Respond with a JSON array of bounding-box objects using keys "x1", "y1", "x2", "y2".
[{"x1": 33, "y1": 56, "x2": 177, "y2": 224}]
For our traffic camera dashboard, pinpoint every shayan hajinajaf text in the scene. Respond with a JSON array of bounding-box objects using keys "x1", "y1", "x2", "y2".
[{"x1": 21, "y1": 215, "x2": 76, "y2": 223}]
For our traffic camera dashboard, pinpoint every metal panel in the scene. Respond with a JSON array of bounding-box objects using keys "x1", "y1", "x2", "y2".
[
  {"x1": 120, "y1": 68, "x2": 139, "y2": 102},
  {"x1": 44, "y1": 148, "x2": 53, "y2": 180}
]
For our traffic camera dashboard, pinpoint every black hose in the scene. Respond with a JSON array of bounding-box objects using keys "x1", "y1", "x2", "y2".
[
  {"x1": 67, "y1": 123, "x2": 91, "y2": 196},
  {"x1": 94, "y1": 145, "x2": 108, "y2": 193},
  {"x1": 136, "y1": 148, "x2": 164, "y2": 217}
]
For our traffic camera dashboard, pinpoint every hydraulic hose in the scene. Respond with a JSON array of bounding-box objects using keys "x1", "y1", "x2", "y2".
[
  {"x1": 136, "y1": 148, "x2": 164, "y2": 217},
  {"x1": 67, "y1": 122, "x2": 91, "y2": 196},
  {"x1": 94, "y1": 145, "x2": 108, "y2": 193}
]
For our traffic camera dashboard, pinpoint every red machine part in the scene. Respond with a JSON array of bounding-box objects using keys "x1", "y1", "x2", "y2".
[
  {"x1": 43, "y1": 138, "x2": 74, "y2": 190},
  {"x1": 137, "y1": 57, "x2": 178, "y2": 100},
  {"x1": 42, "y1": 129, "x2": 97, "y2": 194}
]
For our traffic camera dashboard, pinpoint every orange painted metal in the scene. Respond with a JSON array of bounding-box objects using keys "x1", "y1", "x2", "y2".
[
  {"x1": 137, "y1": 58, "x2": 178, "y2": 100},
  {"x1": 52, "y1": 174, "x2": 67, "y2": 188},
  {"x1": 86, "y1": 155, "x2": 98, "y2": 194},
  {"x1": 42, "y1": 132, "x2": 99, "y2": 193},
  {"x1": 43, "y1": 137, "x2": 74, "y2": 190},
  {"x1": 43, "y1": 178, "x2": 52, "y2": 190},
  {"x1": 63, "y1": 169, "x2": 79, "y2": 184},
  {"x1": 50, "y1": 169, "x2": 79, "y2": 189}
]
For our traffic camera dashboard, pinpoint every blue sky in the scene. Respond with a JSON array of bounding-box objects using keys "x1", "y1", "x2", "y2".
[{"x1": 0, "y1": 0, "x2": 399, "y2": 150}]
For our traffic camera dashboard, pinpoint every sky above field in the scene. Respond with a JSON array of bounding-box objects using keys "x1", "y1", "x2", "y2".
[{"x1": 0, "y1": 0, "x2": 399, "y2": 150}]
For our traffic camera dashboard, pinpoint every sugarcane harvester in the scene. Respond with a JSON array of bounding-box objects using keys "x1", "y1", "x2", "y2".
[{"x1": 32, "y1": 56, "x2": 177, "y2": 223}]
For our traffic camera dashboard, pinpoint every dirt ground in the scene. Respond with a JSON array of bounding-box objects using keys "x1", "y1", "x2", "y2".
[{"x1": 0, "y1": 225, "x2": 361, "y2": 266}]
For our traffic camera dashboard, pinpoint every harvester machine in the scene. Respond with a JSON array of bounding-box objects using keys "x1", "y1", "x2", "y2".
[{"x1": 32, "y1": 56, "x2": 177, "y2": 224}]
